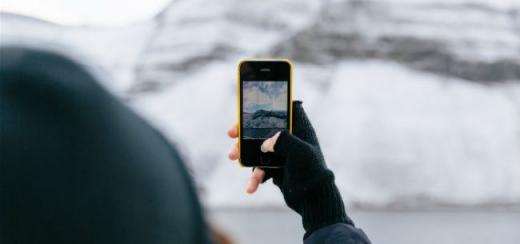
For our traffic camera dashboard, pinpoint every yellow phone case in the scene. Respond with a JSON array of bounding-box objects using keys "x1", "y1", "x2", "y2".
[{"x1": 236, "y1": 59, "x2": 293, "y2": 167}]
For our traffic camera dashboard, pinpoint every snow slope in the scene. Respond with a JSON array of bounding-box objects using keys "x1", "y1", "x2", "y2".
[
  {"x1": 1, "y1": 0, "x2": 519, "y2": 208},
  {"x1": 132, "y1": 0, "x2": 520, "y2": 208},
  {"x1": 132, "y1": 60, "x2": 520, "y2": 208}
]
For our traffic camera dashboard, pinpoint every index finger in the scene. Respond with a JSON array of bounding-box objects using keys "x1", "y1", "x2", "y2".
[{"x1": 227, "y1": 123, "x2": 238, "y2": 138}]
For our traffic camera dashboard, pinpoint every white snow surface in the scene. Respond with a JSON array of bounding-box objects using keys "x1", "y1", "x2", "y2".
[
  {"x1": 1, "y1": 0, "x2": 520, "y2": 208},
  {"x1": 132, "y1": 60, "x2": 520, "y2": 208}
]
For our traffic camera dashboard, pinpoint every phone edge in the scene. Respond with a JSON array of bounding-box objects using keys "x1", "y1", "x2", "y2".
[{"x1": 236, "y1": 58, "x2": 293, "y2": 168}]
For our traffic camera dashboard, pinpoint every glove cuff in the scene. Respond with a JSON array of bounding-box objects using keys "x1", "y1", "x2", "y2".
[{"x1": 300, "y1": 174, "x2": 353, "y2": 233}]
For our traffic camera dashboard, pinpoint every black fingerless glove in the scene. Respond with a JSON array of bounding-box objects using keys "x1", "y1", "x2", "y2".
[{"x1": 262, "y1": 101, "x2": 353, "y2": 234}]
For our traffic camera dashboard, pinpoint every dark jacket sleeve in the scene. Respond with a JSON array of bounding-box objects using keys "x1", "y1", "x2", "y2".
[{"x1": 304, "y1": 223, "x2": 371, "y2": 244}]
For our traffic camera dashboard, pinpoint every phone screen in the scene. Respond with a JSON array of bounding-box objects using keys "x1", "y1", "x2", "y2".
[
  {"x1": 243, "y1": 81, "x2": 288, "y2": 139},
  {"x1": 239, "y1": 61, "x2": 291, "y2": 167}
]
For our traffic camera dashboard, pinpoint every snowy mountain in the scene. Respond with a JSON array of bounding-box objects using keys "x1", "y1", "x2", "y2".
[
  {"x1": 135, "y1": 0, "x2": 520, "y2": 90},
  {"x1": 1, "y1": 0, "x2": 520, "y2": 208}
]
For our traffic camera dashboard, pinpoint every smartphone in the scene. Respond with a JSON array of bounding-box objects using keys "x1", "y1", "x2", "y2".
[{"x1": 237, "y1": 59, "x2": 293, "y2": 167}]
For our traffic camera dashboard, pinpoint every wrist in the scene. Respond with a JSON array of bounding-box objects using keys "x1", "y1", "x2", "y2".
[{"x1": 299, "y1": 173, "x2": 353, "y2": 233}]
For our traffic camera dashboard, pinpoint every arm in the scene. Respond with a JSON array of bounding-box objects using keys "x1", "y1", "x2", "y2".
[{"x1": 228, "y1": 101, "x2": 371, "y2": 244}]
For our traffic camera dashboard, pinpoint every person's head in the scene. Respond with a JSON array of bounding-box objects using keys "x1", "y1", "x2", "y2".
[{"x1": 0, "y1": 45, "x2": 223, "y2": 243}]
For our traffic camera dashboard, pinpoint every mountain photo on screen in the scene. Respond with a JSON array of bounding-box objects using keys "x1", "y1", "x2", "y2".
[{"x1": 243, "y1": 81, "x2": 287, "y2": 139}]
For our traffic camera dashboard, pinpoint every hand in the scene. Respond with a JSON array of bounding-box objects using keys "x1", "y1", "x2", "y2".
[
  {"x1": 227, "y1": 101, "x2": 352, "y2": 233},
  {"x1": 227, "y1": 123, "x2": 266, "y2": 194}
]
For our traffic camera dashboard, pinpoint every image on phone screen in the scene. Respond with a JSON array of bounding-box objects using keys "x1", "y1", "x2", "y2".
[{"x1": 243, "y1": 81, "x2": 288, "y2": 140}]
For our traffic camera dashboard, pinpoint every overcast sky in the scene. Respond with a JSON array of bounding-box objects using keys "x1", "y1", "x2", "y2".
[{"x1": 0, "y1": 0, "x2": 170, "y2": 26}]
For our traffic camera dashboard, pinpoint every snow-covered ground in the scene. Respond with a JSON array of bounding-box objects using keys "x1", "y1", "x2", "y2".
[{"x1": 1, "y1": 0, "x2": 519, "y2": 208}]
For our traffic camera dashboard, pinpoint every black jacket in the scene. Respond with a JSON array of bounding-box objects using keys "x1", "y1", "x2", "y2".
[{"x1": 306, "y1": 223, "x2": 370, "y2": 244}]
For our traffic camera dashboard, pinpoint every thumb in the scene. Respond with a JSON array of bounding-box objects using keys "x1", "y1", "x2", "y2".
[
  {"x1": 261, "y1": 130, "x2": 310, "y2": 158},
  {"x1": 292, "y1": 101, "x2": 320, "y2": 147}
]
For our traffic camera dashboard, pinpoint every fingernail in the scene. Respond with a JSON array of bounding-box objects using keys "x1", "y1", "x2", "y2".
[
  {"x1": 246, "y1": 182, "x2": 254, "y2": 194},
  {"x1": 260, "y1": 140, "x2": 267, "y2": 152},
  {"x1": 260, "y1": 138, "x2": 270, "y2": 153}
]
